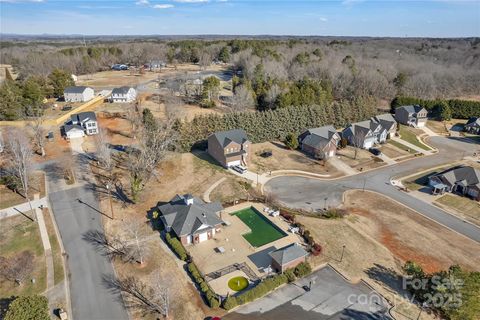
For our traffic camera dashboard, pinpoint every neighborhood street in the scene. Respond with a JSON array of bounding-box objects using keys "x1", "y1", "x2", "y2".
[{"x1": 266, "y1": 136, "x2": 480, "y2": 243}]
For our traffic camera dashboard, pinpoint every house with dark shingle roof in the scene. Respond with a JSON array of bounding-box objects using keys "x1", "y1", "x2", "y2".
[
  {"x1": 428, "y1": 166, "x2": 480, "y2": 201},
  {"x1": 373, "y1": 113, "x2": 397, "y2": 138},
  {"x1": 269, "y1": 243, "x2": 308, "y2": 272},
  {"x1": 207, "y1": 129, "x2": 251, "y2": 168},
  {"x1": 111, "y1": 86, "x2": 137, "y2": 103},
  {"x1": 158, "y1": 194, "x2": 224, "y2": 245},
  {"x1": 342, "y1": 119, "x2": 387, "y2": 149},
  {"x1": 64, "y1": 86, "x2": 94, "y2": 102},
  {"x1": 63, "y1": 111, "x2": 98, "y2": 139},
  {"x1": 395, "y1": 105, "x2": 428, "y2": 128},
  {"x1": 298, "y1": 125, "x2": 340, "y2": 159},
  {"x1": 464, "y1": 117, "x2": 480, "y2": 134}
]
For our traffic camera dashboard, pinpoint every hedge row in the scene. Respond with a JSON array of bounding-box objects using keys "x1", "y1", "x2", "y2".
[
  {"x1": 222, "y1": 262, "x2": 313, "y2": 310},
  {"x1": 391, "y1": 96, "x2": 480, "y2": 119},
  {"x1": 165, "y1": 232, "x2": 188, "y2": 261},
  {"x1": 188, "y1": 262, "x2": 220, "y2": 308}
]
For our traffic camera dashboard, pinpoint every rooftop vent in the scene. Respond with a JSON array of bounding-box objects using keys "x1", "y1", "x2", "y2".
[{"x1": 184, "y1": 194, "x2": 194, "y2": 205}]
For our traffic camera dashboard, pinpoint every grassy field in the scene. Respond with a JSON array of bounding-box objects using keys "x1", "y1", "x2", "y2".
[
  {"x1": 43, "y1": 208, "x2": 65, "y2": 285},
  {"x1": 0, "y1": 172, "x2": 46, "y2": 209},
  {"x1": 435, "y1": 194, "x2": 480, "y2": 225},
  {"x1": 426, "y1": 120, "x2": 449, "y2": 135},
  {"x1": 0, "y1": 214, "x2": 46, "y2": 298},
  {"x1": 232, "y1": 206, "x2": 286, "y2": 247},
  {"x1": 398, "y1": 125, "x2": 431, "y2": 151},
  {"x1": 388, "y1": 140, "x2": 417, "y2": 155}
]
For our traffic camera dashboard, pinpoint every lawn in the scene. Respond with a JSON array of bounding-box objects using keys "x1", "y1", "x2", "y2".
[
  {"x1": 0, "y1": 172, "x2": 46, "y2": 210},
  {"x1": 387, "y1": 140, "x2": 417, "y2": 155},
  {"x1": 43, "y1": 208, "x2": 65, "y2": 285},
  {"x1": 0, "y1": 214, "x2": 47, "y2": 298},
  {"x1": 435, "y1": 194, "x2": 480, "y2": 225},
  {"x1": 232, "y1": 207, "x2": 287, "y2": 247},
  {"x1": 426, "y1": 120, "x2": 449, "y2": 135},
  {"x1": 402, "y1": 165, "x2": 452, "y2": 191},
  {"x1": 398, "y1": 125, "x2": 431, "y2": 151}
]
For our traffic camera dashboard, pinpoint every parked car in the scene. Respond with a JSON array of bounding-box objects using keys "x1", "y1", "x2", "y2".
[
  {"x1": 368, "y1": 148, "x2": 382, "y2": 156},
  {"x1": 61, "y1": 105, "x2": 73, "y2": 111},
  {"x1": 232, "y1": 165, "x2": 247, "y2": 174},
  {"x1": 260, "y1": 150, "x2": 273, "y2": 158}
]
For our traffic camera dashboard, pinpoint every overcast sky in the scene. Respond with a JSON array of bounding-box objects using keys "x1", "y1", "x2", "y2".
[{"x1": 1, "y1": 0, "x2": 479, "y2": 37}]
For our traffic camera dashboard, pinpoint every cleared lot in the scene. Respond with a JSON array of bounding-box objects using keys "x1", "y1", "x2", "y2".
[{"x1": 225, "y1": 265, "x2": 391, "y2": 320}]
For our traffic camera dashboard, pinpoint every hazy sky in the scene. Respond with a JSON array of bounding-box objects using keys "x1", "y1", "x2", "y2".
[{"x1": 1, "y1": 0, "x2": 479, "y2": 37}]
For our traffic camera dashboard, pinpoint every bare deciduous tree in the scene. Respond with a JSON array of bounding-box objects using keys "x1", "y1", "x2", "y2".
[
  {"x1": 103, "y1": 274, "x2": 169, "y2": 318},
  {"x1": 122, "y1": 218, "x2": 150, "y2": 264},
  {"x1": 0, "y1": 251, "x2": 34, "y2": 284},
  {"x1": 28, "y1": 116, "x2": 47, "y2": 157},
  {"x1": 230, "y1": 84, "x2": 255, "y2": 112},
  {"x1": 94, "y1": 128, "x2": 113, "y2": 173}
]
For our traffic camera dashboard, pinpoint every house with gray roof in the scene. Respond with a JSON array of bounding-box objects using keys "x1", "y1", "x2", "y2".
[
  {"x1": 269, "y1": 243, "x2": 308, "y2": 273},
  {"x1": 111, "y1": 86, "x2": 137, "y2": 103},
  {"x1": 63, "y1": 111, "x2": 98, "y2": 139},
  {"x1": 64, "y1": 86, "x2": 94, "y2": 102},
  {"x1": 342, "y1": 119, "x2": 387, "y2": 149},
  {"x1": 395, "y1": 105, "x2": 428, "y2": 128},
  {"x1": 373, "y1": 113, "x2": 397, "y2": 138},
  {"x1": 298, "y1": 125, "x2": 340, "y2": 159},
  {"x1": 428, "y1": 166, "x2": 480, "y2": 201},
  {"x1": 464, "y1": 117, "x2": 480, "y2": 134},
  {"x1": 158, "y1": 194, "x2": 224, "y2": 245},
  {"x1": 207, "y1": 129, "x2": 251, "y2": 168}
]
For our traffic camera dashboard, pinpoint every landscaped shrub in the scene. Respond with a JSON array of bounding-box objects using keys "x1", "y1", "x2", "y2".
[
  {"x1": 322, "y1": 209, "x2": 348, "y2": 219},
  {"x1": 284, "y1": 268, "x2": 296, "y2": 282},
  {"x1": 223, "y1": 296, "x2": 238, "y2": 310},
  {"x1": 165, "y1": 232, "x2": 188, "y2": 261},
  {"x1": 311, "y1": 243, "x2": 323, "y2": 256},
  {"x1": 294, "y1": 262, "x2": 312, "y2": 278},
  {"x1": 187, "y1": 262, "x2": 220, "y2": 309}
]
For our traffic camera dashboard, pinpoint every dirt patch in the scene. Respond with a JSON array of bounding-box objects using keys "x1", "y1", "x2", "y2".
[
  {"x1": 249, "y1": 141, "x2": 343, "y2": 177},
  {"x1": 336, "y1": 146, "x2": 386, "y2": 171},
  {"x1": 378, "y1": 143, "x2": 410, "y2": 159}
]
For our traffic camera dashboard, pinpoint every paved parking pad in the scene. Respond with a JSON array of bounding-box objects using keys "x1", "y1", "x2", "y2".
[{"x1": 225, "y1": 265, "x2": 391, "y2": 320}]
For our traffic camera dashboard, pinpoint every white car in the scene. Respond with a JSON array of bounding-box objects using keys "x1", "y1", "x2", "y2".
[{"x1": 232, "y1": 165, "x2": 247, "y2": 174}]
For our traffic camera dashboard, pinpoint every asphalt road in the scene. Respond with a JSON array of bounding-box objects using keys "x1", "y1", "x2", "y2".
[
  {"x1": 225, "y1": 265, "x2": 392, "y2": 320},
  {"x1": 265, "y1": 136, "x2": 480, "y2": 243}
]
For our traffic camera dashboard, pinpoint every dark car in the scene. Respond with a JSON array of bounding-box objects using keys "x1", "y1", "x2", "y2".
[
  {"x1": 368, "y1": 148, "x2": 382, "y2": 156},
  {"x1": 260, "y1": 150, "x2": 273, "y2": 158},
  {"x1": 61, "y1": 105, "x2": 73, "y2": 111}
]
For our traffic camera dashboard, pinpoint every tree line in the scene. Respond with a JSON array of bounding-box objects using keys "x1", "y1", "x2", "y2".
[{"x1": 391, "y1": 96, "x2": 480, "y2": 119}]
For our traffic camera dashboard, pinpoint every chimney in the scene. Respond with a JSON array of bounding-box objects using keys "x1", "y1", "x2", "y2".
[{"x1": 184, "y1": 194, "x2": 194, "y2": 205}]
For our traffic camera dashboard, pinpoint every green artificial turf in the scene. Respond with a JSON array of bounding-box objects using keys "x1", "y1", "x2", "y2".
[
  {"x1": 232, "y1": 207, "x2": 286, "y2": 247},
  {"x1": 228, "y1": 276, "x2": 249, "y2": 291}
]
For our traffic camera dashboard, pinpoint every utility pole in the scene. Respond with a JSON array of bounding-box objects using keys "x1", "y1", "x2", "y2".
[
  {"x1": 340, "y1": 244, "x2": 346, "y2": 262},
  {"x1": 106, "y1": 183, "x2": 114, "y2": 220}
]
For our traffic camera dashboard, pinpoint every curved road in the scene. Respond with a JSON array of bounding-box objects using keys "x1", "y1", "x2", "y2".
[{"x1": 265, "y1": 136, "x2": 480, "y2": 243}]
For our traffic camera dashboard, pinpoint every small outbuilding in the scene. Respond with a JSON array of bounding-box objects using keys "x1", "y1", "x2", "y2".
[{"x1": 269, "y1": 243, "x2": 308, "y2": 273}]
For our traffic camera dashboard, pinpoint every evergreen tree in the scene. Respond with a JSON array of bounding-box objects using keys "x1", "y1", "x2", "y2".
[
  {"x1": 5, "y1": 295, "x2": 50, "y2": 320},
  {"x1": 48, "y1": 69, "x2": 74, "y2": 98}
]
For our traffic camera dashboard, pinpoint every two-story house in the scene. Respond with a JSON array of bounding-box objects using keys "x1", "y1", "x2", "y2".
[
  {"x1": 372, "y1": 113, "x2": 397, "y2": 139},
  {"x1": 207, "y1": 129, "x2": 251, "y2": 168},
  {"x1": 395, "y1": 105, "x2": 428, "y2": 128},
  {"x1": 298, "y1": 125, "x2": 341, "y2": 159},
  {"x1": 63, "y1": 112, "x2": 99, "y2": 139},
  {"x1": 342, "y1": 119, "x2": 387, "y2": 149},
  {"x1": 111, "y1": 86, "x2": 137, "y2": 103},
  {"x1": 64, "y1": 86, "x2": 94, "y2": 103},
  {"x1": 464, "y1": 117, "x2": 480, "y2": 134}
]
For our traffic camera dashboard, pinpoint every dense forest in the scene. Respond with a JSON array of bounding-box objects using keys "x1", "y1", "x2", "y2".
[{"x1": 1, "y1": 37, "x2": 480, "y2": 120}]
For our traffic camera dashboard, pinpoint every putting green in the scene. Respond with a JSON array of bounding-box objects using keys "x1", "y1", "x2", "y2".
[{"x1": 228, "y1": 276, "x2": 249, "y2": 291}]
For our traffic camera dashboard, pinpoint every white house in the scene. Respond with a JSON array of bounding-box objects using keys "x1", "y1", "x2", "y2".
[
  {"x1": 63, "y1": 112, "x2": 98, "y2": 139},
  {"x1": 64, "y1": 86, "x2": 94, "y2": 103},
  {"x1": 111, "y1": 86, "x2": 137, "y2": 103}
]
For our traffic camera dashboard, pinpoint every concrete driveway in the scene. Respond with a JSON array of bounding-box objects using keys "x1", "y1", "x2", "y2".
[
  {"x1": 225, "y1": 265, "x2": 392, "y2": 320},
  {"x1": 265, "y1": 136, "x2": 480, "y2": 243}
]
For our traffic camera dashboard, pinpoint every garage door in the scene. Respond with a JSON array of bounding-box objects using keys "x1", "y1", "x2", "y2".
[
  {"x1": 67, "y1": 130, "x2": 85, "y2": 139},
  {"x1": 364, "y1": 141, "x2": 374, "y2": 149},
  {"x1": 227, "y1": 160, "x2": 241, "y2": 167},
  {"x1": 329, "y1": 150, "x2": 335, "y2": 157},
  {"x1": 198, "y1": 232, "x2": 208, "y2": 242}
]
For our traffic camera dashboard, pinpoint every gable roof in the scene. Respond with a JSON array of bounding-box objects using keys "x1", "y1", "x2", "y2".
[
  {"x1": 396, "y1": 105, "x2": 426, "y2": 115},
  {"x1": 210, "y1": 129, "x2": 249, "y2": 148},
  {"x1": 64, "y1": 124, "x2": 84, "y2": 133},
  {"x1": 158, "y1": 194, "x2": 223, "y2": 237},
  {"x1": 69, "y1": 112, "x2": 97, "y2": 125},
  {"x1": 373, "y1": 114, "x2": 396, "y2": 131},
  {"x1": 465, "y1": 117, "x2": 480, "y2": 127},
  {"x1": 112, "y1": 86, "x2": 134, "y2": 95},
  {"x1": 345, "y1": 120, "x2": 377, "y2": 137},
  {"x1": 64, "y1": 86, "x2": 91, "y2": 94},
  {"x1": 269, "y1": 243, "x2": 308, "y2": 266},
  {"x1": 431, "y1": 166, "x2": 480, "y2": 188},
  {"x1": 301, "y1": 125, "x2": 339, "y2": 150}
]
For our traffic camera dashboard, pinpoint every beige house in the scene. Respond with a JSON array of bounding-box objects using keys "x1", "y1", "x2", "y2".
[{"x1": 207, "y1": 129, "x2": 251, "y2": 168}]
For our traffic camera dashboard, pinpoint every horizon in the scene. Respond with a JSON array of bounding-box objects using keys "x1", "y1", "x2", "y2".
[{"x1": 1, "y1": 0, "x2": 479, "y2": 37}]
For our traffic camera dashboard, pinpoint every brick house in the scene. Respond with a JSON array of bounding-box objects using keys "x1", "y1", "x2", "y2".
[
  {"x1": 207, "y1": 129, "x2": 251, "y2": 168},
  {"x1": 298, "y1": 125, "x2": 340, "y2": 159},
  {"x1": 269, "y1": 243, "x2": 309, "y2": 273},
  {"x1": 394, "y1": 105, "x2": 428, "y2": 128},
  {"x1": 157, "y1": 194, "x2": 224, "y2": 245}
]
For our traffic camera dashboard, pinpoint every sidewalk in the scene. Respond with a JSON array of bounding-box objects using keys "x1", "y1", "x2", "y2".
[
  {"x1": 203, "y1": 177, "x2": 226, "y2": 202},
  {"x1": 391, "y1": 136, "x2": 433, "y2": 155},
  {"x1": 0, "y1": 197, "x2": 48, "y2": 219},
  {"x1": 328, "y1": 156, "x2": 358, "y2": 175}
]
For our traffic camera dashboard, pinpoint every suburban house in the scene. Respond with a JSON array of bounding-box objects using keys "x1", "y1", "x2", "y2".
[
  {"x1": 111, "y1": 86, "x2": 137, "y2": 103},
  {"x1": 207, "y1": 129, "x2": 251, "y2": 168},
  {"x1": 394, "y1": 105, "x2": 428, "y2": 128},
  {"x1": 342, "y1": 119, "x2": 387, "y2": 149},
  {"x1": 428, "y1": 166, "x2": 480, "y2": 201},
  {"x1": 64, "y1": 86, "x2": 94, "y2": 103},
  {"x1": 464, "y1": 117, "x2": 480, "y2": 134},
  {"x1": 373, "y1": 113, "x2": 397, "y2": 138},
  {"x1": 298, "y1": 125, "x2": 340, "y2": 159},
  {"x1": 269, "y1": 243, "x2": 309, "y2": 273},
  {"x1": 157, "y1": 194, "x2": 224, "y2": 245},
  {"x1": 63, "y1": 112, "x2": 98, "y2": 139}
]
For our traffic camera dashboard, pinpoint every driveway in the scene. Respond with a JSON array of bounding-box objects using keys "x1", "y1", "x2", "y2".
[
  {"x1": 225, "y1": 265, "x2": 392, "y2": 320},
  {"x1": 265, "y1": 136, "x2": 480, "y2": 243}
]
